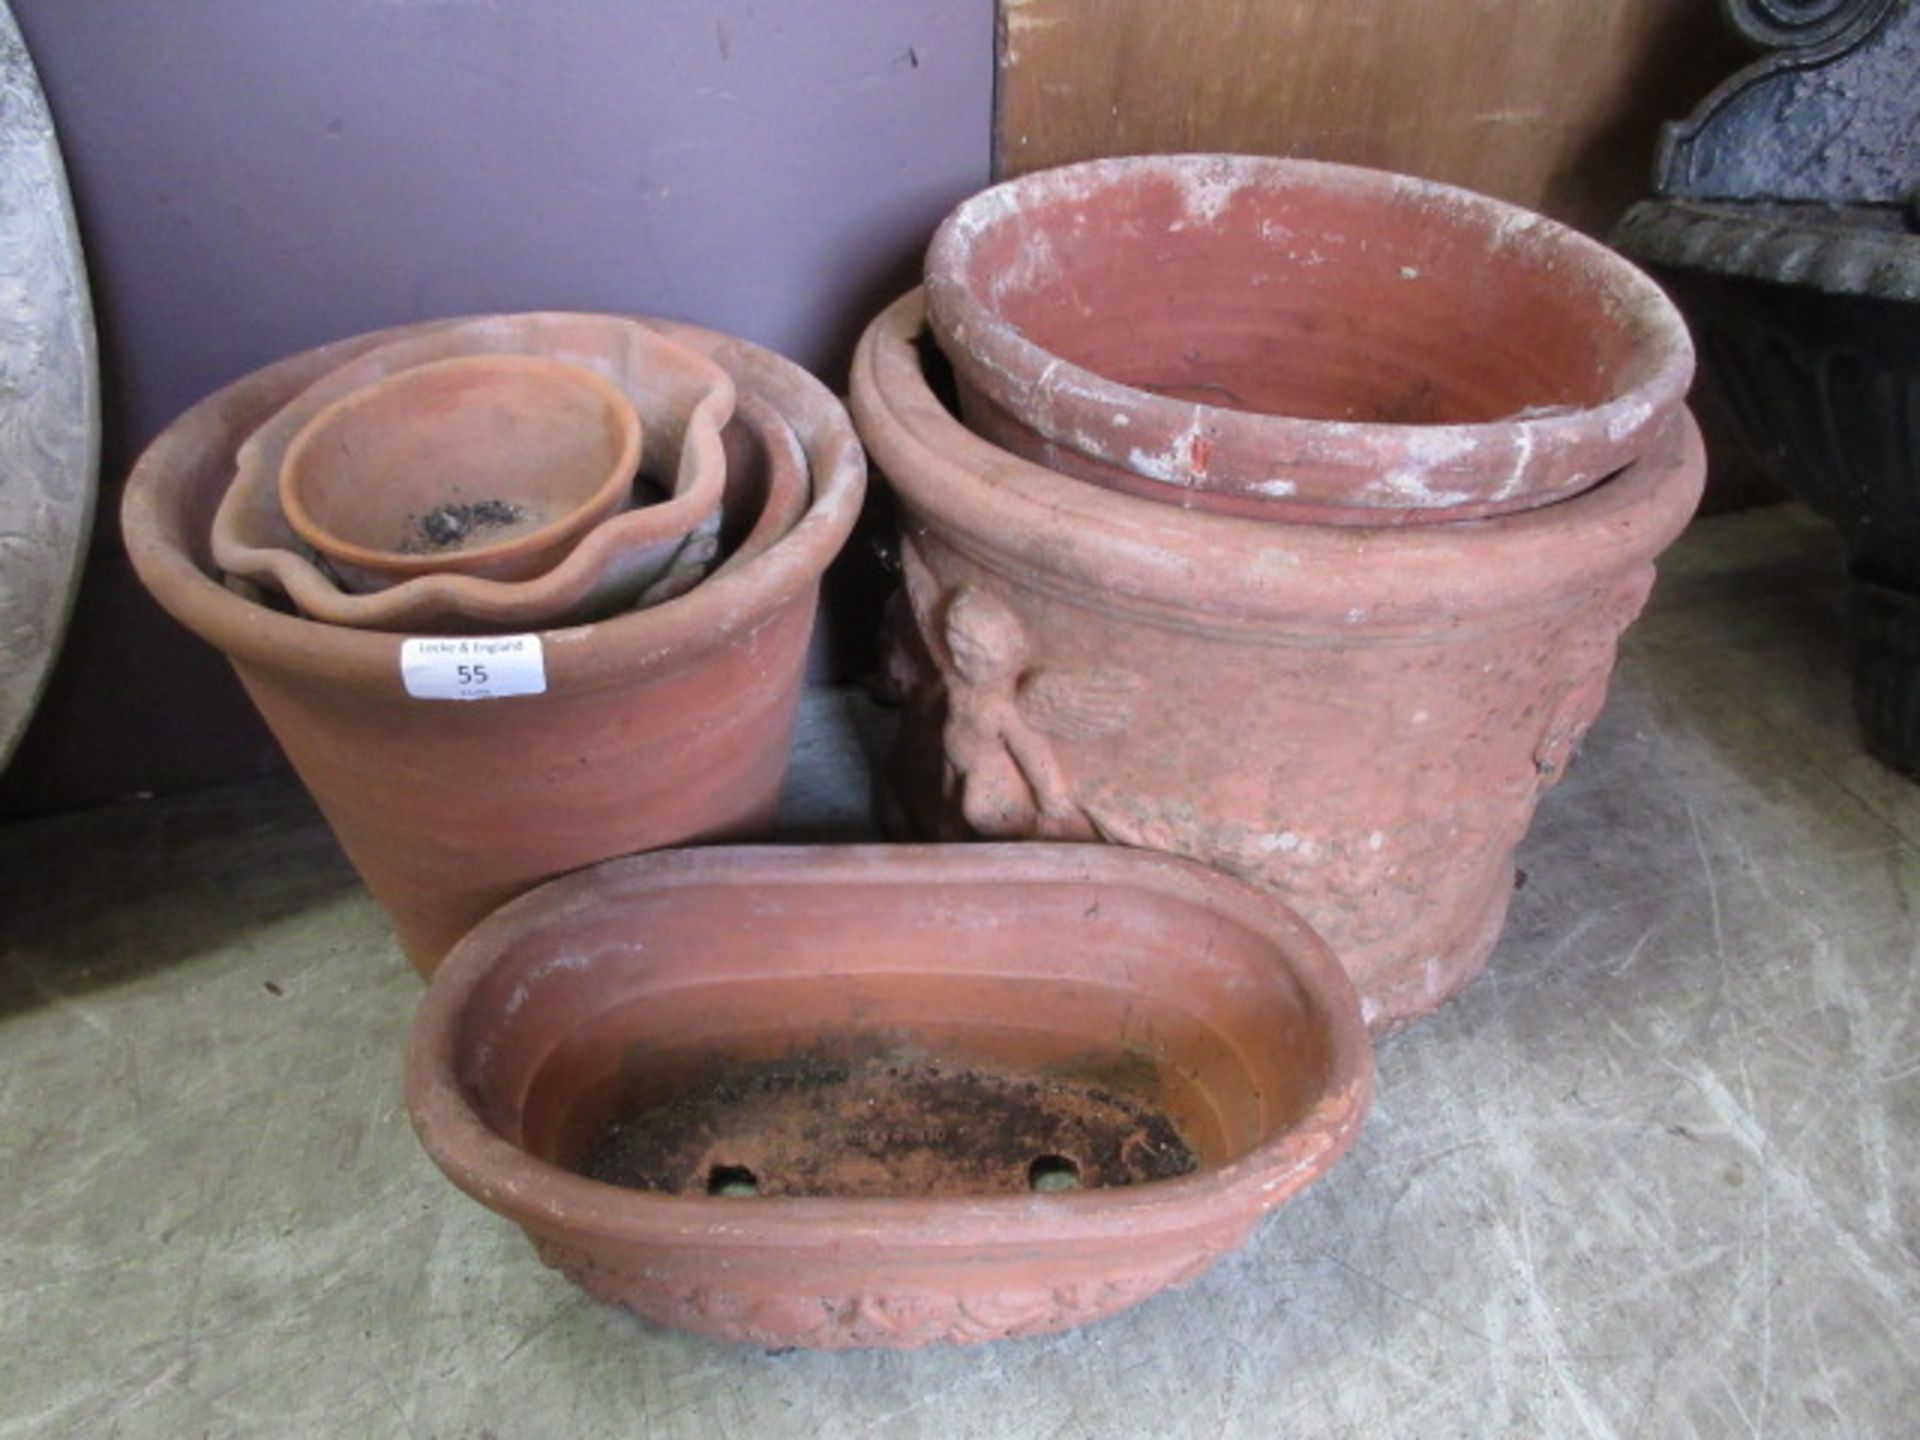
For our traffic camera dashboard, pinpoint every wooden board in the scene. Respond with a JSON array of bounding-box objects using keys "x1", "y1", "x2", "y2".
[
  {"x1": 0, "y1": 1, "x2": 98, "y2": 771},
  {"x1": 996, "y1": 0, "x2": 1750, "y2": 231}
]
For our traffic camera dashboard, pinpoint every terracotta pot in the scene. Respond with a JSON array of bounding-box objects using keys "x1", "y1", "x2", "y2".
[
  {"x1": 277, "y1": 354, "x2": 642, "y2": 590},
  {"x1": 123, "y1": 316, "x2": 863, "y2": 973},
  {"x1": 851, "y1": 291, "x2": 1705, "y2": 1031},
  {"x1": 925, "y1": 155, "x2": 1694, "y2": 524},
  {"x1": 211, "y1": 313, "x2": 734, "y2": 632},
  {"x1": 406, "y1": 843, "x2": 1371, "y2": 1349}
]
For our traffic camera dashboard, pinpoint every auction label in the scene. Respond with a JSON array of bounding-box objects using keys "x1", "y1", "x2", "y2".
[{"x1": 400, "y1": 634, "x2": 547, "y2": 701}]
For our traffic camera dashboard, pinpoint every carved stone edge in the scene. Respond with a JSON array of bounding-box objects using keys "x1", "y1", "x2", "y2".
[
  {"x1": 1722, "y1": 0, "x2": 1898, "y2": 55},
  {"x1": 1614, "y1": 198, "x2": 1920, "y2": 302},
  {"x1": 1652, "y1": 0, "x2": 1909, "y2": 199}
]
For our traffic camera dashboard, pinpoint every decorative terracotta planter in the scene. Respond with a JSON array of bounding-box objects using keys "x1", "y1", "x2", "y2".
[
  {"x1": 123, "y1": 316, "x2": 863, "y2": 973},
  {"x1": 211, "y1": 313, "x2": 734, "y2": 632},
  {"x1": 852, "y1": 291, "x2": 1705, "y2": 1031},
  {"x1": 278, "y1": 354, "x2": 642, "y2": 591},
  {"x1": 925, "y1": 155, "x2": 1694, "y2": 524},
  {"x1": 406, "y1": 843, "x2": 1371, "y2": 1349}
]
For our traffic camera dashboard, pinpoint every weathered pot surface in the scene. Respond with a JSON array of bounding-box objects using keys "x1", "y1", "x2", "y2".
[
  {"x1": 124, "y1": 315, "x2": 862, "y2": 973},
  {"x1": 212, "y1": 313, "x2": 734, "y2": 632},
  {"x1": 926, "y1": 155, "x2": 1694, "y2": 523},
  {"x1": 278, "y1": 354, "x2": 642, "y2": 591},
  {"x1": 853, "y1": 291, "x2": 1705, "y2": 1031},
  {"x1": 406, "y1": 843, "x2": 1371, "y2": 1350}
]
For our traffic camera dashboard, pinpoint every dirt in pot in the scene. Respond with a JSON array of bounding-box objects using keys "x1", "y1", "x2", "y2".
[
  {"x1": 573, "y1": 1043, "x2": 1198, "y2": 1200},
  {"x1": 401, "y1": 498, "x2": 531, "y2": 553}
]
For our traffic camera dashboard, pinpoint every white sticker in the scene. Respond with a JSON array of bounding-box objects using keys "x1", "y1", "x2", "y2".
[{"x1": 400, "y1": 634, "x2": 547, "y2": 701}]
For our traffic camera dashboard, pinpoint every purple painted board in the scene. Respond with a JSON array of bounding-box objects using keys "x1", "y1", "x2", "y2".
[
  {"x1": 0, "y1": 0, "x2": 992, "y2": 814},
  {"x1": 15, "y1": 0, "x2": 992, "y2": 486}
]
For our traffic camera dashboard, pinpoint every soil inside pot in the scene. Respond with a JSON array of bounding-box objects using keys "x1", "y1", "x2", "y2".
[
  {"x1": 401, "y1": 498, "x2": 532, "y2": 554},
  {"x1": 572, "y1": 1039, "x2": 1198, "y2": 1199}
]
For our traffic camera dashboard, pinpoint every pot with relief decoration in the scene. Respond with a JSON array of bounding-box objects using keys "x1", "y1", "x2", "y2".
[{"x1": 852, "y1": 290, "x2": 1704, "y2": 1031}]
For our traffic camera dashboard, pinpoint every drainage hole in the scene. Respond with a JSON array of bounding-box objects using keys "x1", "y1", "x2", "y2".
[
  {"x1": 1028, "y1": 1154, "x2": 1081, "y2": 1193},
  {"x1": 706, "y1": 1164, "x2": 759, "y2": 1198}
]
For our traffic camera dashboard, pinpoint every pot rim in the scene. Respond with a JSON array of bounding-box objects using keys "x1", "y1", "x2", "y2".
[
  {"x1": 122, "y1": 313, "x2": 865, "y2": 696},
  {"x1": 404, "y1": 842, "x2": 1373, "y2": 1253},
  {"x1": 852, "y1": 290, "x2": 1706, "y2": 632},
  {"x1": 924, "y1": 154, "x2": 1695, "y2": 509},
  {"x1": 277, "y1": 352, "x2": 646, "y2": 580}
]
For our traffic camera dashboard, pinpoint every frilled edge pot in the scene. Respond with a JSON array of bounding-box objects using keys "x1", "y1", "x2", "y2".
[
  {"x1": 123, "y1": 316, "x2": 863, "y2": 974},
  {"x1": 278, "y1": 353, "x2": 644, "y2": 589},
  {"x1": 406, "y1": 843, "x2": 1371, "y2": 1350},
  {"x1": 925, "y1": 155, "x2": 1693, "y2": 524},
  {"x1": 852, "y1": 291, "x2": 1705, "y2": 1032},
  {"x1": 212, "y1": 312, "x2": 737, "y2": 631}
]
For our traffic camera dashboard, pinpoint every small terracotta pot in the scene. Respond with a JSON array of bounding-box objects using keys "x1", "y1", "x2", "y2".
[
  {"x1": 925, "y1": 156, "x2": 1694, "y2": 523},
  {"x1": 406, "y1": 843, "x2": 1371, "y2": 1350},
  {"x1": 277, "y1": 354, "x2": 641, "y2": 590},
  {"x1": 852, "y1": 292, "x2": 1705, "y2": 1031},
  {"x1": 211, "y1": 314, "x2": 734, "y2": 632},
  {"x1": 124, "y1": 316, "x2": 863, "y2": 973}
]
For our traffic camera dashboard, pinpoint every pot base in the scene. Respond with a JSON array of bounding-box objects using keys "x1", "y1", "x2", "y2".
[{"x1": 572, "y1": 1038, "x2": 1198, "y2": 1201}]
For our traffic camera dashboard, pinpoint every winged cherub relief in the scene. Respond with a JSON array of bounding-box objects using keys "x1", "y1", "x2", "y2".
[{"x1": 899, "y1": 541, "x2": 1140, "y2": 840}]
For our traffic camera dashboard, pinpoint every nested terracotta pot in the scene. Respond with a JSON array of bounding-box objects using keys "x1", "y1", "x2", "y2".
[
  {"x1": 212, "y1": 312, "x2": 736, "y2": 633},
  {"x1": 925, "y1": 155, "x2": 1694, "y2": 524},
  {"x1": 278, "y1": 353, "x2": 644, "y2": 590},
  {"x1": 851, "y1": 292, "x2": 1705, "y2": 1031},
  {"x1": 406, "y1": 843, "x2": 1371, "y2": 1349},
  {"x1": 123, "y1": 316, "x2": 863, "y2": 974}
]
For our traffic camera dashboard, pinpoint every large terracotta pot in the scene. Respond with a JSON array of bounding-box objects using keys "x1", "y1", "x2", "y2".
[
  {"x1": 407, "y1": 843, "x2": 1371, "y2": 1349},
  {"x1": 925, "y1": 155, "x2": 1694, "y2": 524},
  {"x1": 851, "y1": 292, "x2": 1705, "y2": 1031},
  {"x1": 123, "y1": 317, "x2": 864, "y2": 974}
]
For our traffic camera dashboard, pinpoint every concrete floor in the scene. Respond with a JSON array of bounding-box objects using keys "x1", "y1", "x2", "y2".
[{"x1": 3, "y1": 503, "x2": 1916, "y2": 1438}]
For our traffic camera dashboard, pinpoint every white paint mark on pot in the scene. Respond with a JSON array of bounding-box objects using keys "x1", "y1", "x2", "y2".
[
  {"x1": 1606, "y1": 399, "x2": 1654, "y2": 443},
  {"x1": 1400, "y1": 266, "x2": 1421, "y2": 280},
  {"x1": 990, "y1": 231, "x2": 1064, "y2": 305},
  {"x1": 1176, "y1": 157, "x2": 1259, "y2": 226},
  {"x1": 1128, "y1": 447, "x2": 1181, "y2": 483},
  {"x1": 1370, "y1": 465, "x2": 1475, "y2": 507},
  {"x1": 1496, "y1": 424, "x2": 1535, "y2": 500}
]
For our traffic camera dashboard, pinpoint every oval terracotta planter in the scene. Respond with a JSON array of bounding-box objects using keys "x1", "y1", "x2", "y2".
[
  {"x1": 925, "y1": 155, "x2": 1694, "y2": 524},
  {"x1": 278, "y1": 354, "x2": 643, "y2": 590},
  {"x1": 406, "y1": 843, "x2": 1371, "y2": 1349},
  {"x1": 211, "y1": 313, "x2": 734, "y2": 632},
  {"x1": 852, "y1": 291, "x2": 1705, "y2": 1031},
  {"x1": 123, "y1": 316, "x2": 863, "y2": 974}
]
